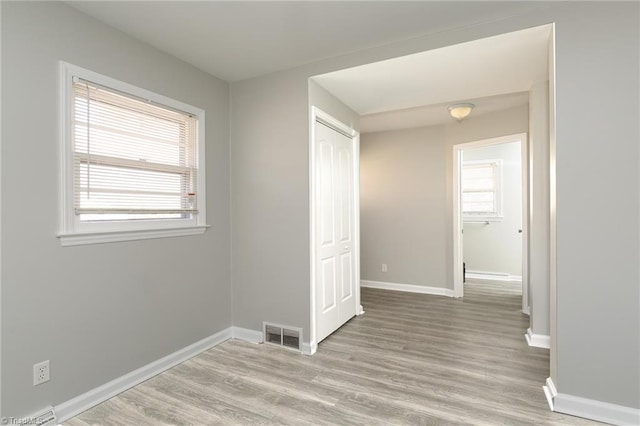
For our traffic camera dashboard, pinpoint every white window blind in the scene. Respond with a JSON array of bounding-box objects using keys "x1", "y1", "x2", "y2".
[
  {"x1": 72, "y1": 79, "x2": 198, "y2": 222},
  {"x1": 462, "y1": 160, "x2": 501, "y2": 218}
]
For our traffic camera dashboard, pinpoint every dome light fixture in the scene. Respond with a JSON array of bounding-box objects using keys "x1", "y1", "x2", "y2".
[{"x1": 448, "y1": 103, "x2": 475, "y2": 121}]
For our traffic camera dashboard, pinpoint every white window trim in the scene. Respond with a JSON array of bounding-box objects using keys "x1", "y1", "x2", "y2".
[
  {"x1": 462, "y1": 159, "x2": 503, "y2": 222},
  {"x1": 58, "y1": 61, "x2": 208, "y2": 246}
]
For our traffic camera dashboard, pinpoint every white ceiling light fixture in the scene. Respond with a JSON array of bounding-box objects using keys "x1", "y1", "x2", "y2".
[{"x1": 448, "y1": 103, "x2": 475, "y2": 121}]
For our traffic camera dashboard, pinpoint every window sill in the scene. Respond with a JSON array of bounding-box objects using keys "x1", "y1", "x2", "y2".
[
  {"x1": 463, "y1": 217, "x2": 504, "y2": 223},
  {"x1": 58, "y1": 225, "x2": 209, "y2": 247}
]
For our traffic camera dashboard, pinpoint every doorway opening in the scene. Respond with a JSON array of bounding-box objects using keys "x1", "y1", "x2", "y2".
[
  {"x1": 453, "y1": 133, "x2": 528, "y2": 313},
  {"x1": 309, "y1": 23, "x2": 556, "y2": 396}
]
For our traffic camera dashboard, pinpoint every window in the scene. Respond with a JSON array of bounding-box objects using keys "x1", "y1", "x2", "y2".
[
  {"x1": 59, "y1": 62, "x2": 207, "y2": 245},
  {"x1": 462, "y1": 160, "x2": 502, "y2": 221}
]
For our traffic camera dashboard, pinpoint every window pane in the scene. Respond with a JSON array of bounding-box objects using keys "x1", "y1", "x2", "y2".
[
  {"x1": 74, "y1": 99, "x2": 189, "y2": 167},
  {"x1": 464, "y1": 192, "x2": 494, "y2": 203},
  {"x1": 78, "y1": 163, "x2": 186, "y2": 193},
  {"x1": 462, "y1": 161, "x2": 499, "y2": 215},
  {"x1": 464, "y1": 166, "x2": 493, "y2": 179},
  {"x1": 72, "y1": 80, "x2": 198, "y2": 222},
  {"x1": 464, "y1": 177, "x2": 494, "y2": 191},
  {"x1": 464, "y1": 202, "x2": 495, "y2": 213}
]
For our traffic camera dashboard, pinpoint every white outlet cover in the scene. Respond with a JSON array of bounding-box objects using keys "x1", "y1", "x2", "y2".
[{"x1": 33, "y1": 360, "x2": 50, "y2": 386}]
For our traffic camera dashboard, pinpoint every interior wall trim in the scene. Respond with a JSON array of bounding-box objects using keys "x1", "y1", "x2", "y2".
[
  {"x1": 525, "y1": 327, "x2": 551, "y2": 349},
  {"x1": 554, "y1": 391, "x2": 640, "y2": 425},
  {"x1": 361, "y1": 280, "x2": 454, "y2": 297},
  {"x1": 55, "y1": 328, "x2": 233, "y2": 423}
]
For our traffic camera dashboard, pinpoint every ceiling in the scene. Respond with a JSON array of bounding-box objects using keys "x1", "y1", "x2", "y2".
[
  {"x1": 67, "y1": 1, "x2": 545, "y2": 83},
  {"x1": 312, "y1": 24, "x2": 550, "y2": 132},
  {"x1": 313, "y1": 24, "x2": 549, "y2": 115},
  {"x1": 359, "y1": 92, "x2": 530, "y2": 134},
  {"x1": 67, "y1": 2, "x2": 550, "y2": 133}
]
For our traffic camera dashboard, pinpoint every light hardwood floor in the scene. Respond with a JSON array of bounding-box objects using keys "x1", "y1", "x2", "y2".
[{"x1": 65, "y1": 282, "x2": 600, "y2": 425}]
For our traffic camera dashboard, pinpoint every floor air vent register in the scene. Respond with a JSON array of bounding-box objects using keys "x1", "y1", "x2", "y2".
[
  {"x1": 263, "y1": 322, "x2": 302, "y2": 352},
  {"x1": 20, "y1": 407, "x2": 57, "y2": 426}
]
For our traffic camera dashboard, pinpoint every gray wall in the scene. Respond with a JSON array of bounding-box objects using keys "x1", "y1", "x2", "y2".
[
  {"x1": 230, "y1": 76, "x2": 358, "y2": 338},
  {"x1": 360, "y1": 126, "x2": 447, "y2": 286},
  {"x1": 308, "y1": 80, "x2": 360, "y2": 132},
  {"x1": 230, "y1": 72, "x2": 308, "y2": 334},
  {"x1": 231, "y1": 2, "x2": 639, "y2": 409},
  {"x1": 463, "y1": 141, "x2": 523, "y2": 278},
  {"x1": 553, "y1": 4, "x2": 638, "y2": 406},
  {"x1": 1, "y1": 2, "x2": 231, "y2": 417}
]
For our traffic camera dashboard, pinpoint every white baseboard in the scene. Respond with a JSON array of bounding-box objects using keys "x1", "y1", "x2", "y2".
[
  {"x1": 525, "y1": 327, "x2": 550, "y2": 349},
  {"x1": 361, "y1": 280, "x2": 454, "y2": 297},
  {"x1": 231, "y1": 326, "x2": 263, "y2": 344},
  {"x1": 554, "y1": 392, "x2": 640, "y2": 425},
  {"x1": 301, "y1": 341, "x2": 317, "y2": 355},
  {"x1": 466, "y1": 270, "x2": 522, "y2": 283},
  {"x1": 543, "y1": 376, "x2": 639, "y2": 425},
  {"x1": 543, "y1": 377, "x2": 557, "y2": 410},
  {"x1": 55, "y1": 327, "x2": 233, "y2": 423}
]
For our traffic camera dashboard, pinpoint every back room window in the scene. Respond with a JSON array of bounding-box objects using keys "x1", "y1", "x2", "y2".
[{"x1": 462, "y1": 160, "x2": 503, "y2": 221}]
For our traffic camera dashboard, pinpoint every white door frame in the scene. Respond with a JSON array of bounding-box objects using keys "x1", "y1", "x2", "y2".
[
  {"x1": 309, "y1": 106, "x2": 362, "y2": 355},
  {"x1": 452, "y1": 132, "x2": 529, "y2": 314}
]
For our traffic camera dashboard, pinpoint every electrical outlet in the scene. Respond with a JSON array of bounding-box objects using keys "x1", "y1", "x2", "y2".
[
  {"x1": 33, "y1": 360, "x2": 50, "y2": 386},
  {"x1": 382, "y1": 263, "x2": 388, "y2": 272}
]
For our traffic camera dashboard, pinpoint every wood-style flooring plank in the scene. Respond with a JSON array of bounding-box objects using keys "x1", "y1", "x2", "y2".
[{"x1": 64, "y1": 282, "x2": 601, "y2": 425}]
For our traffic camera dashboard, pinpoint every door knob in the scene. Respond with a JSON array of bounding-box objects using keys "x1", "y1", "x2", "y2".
[{"x1": 518, "y1": 229, "x2": 522, "y2": 233}]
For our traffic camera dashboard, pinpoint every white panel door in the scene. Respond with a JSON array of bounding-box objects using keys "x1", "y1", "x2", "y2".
[{"x1": 315, "y1": 120, "x2": 356, "y2": 343}]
